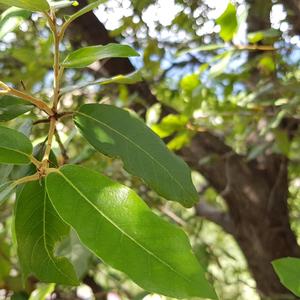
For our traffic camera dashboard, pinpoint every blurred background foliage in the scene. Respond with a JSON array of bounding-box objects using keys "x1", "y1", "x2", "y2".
[{"x1": 1, "y1": 0, "x2": 300, "y2": 299}]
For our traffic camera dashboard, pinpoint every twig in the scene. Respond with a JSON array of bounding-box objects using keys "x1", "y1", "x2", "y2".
[
  {"x1": 55, "y1": 130, "x2": 69, "y2": 164},
  {"x1": 12, "y1": 173, "x2": 40, "y2": 188},
  {"x1": 159, "y1": 206, "x2": 187, "y2": 227},
  {"x1": 0, "y1": 82, "x2": 53, "y2": 115},
  {"x1": 43, "y1": 116, "x2": 56, "y2": 165},
  {"x1": 234, "y1": 44, "x2": 276, "y2": 51}
]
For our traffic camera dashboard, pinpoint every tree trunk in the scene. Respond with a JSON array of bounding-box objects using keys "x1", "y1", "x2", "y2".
[
  {"x1": 181, "y1": 133, "x2": 300, "y2": 298},
  {"x1": 68, "y1": 2, "x2": 300, "y2": 298}
]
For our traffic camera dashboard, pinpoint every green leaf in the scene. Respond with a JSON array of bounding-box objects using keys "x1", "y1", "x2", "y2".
[
  {"x1": 46, "y1": 165, "x2": 217, "y2": 299},
  {"x1": 60, "y1": 70, "x2": 142, "y2": 95},
  {"x1": 99, "y1": 70, "x2": 142, "y2": 85},
  {"x1": 15, "y1": 180, "x2": 78, "y2": 285},
  {"x1": 0, "y1": 7, "x2": 31, "y2": 39},
  {"x1": 272, "y1": 257, "x2": 300, "y2": 296},
  {"x1": 48, "y1": 0, "x2": 78, "y2": 9},
  {"x1": 152, "y1": 114, "x2": 188, "y2": 138},
  {"x1": 209, "y1": 51, "x2": 233, "y2": 78},
  {"x1": 0, "y1": 0, "x2": 49, "y2": 12},
  {"x1": 63, "y1": 0, "x2": 106, "y2": 25},
  {"x1": 0, "y1": 125, "x2": 32, "y2": 164},
  {"x1": 216, "y1": 2, "x2": 238, "y2": 42},
  {"x1": 248, "y1": 29, "x2": 280, "y2": 44},
  {"x1": 180, "y1": 74, "x2": 200, "y2": 92},
  {"x1": 62, "y1": 43, "x2": 139, "y2": 68},
  {"x1": 29, "y1": 283, "x2": 55, "y2": 300},
  {"x1": 167, "y1": 131, "x2": 192, "y2": 151},
  {"x1": 0, "y1": 96, "x2": 32, "y2": 121},
  {"x1": 74, "y1": 104, "x2": 198, "y2": 207},
  {"x1": 177, "y1": 44, "x2": 226, "y2": 56}
]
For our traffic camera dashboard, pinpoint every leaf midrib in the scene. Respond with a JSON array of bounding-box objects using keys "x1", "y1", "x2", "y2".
[
  {"x1": 76, "y1": 111, "x2": 194, "y2": 201},
  {"x1": 0, "y1": 145, "x2": 31, "y2": 160},
  {"x1": 55, "y1": 170, "x2": 191, "y2": 284},
  {"x1": 41, "y1": 188, "x2": 75, "y2": 282}
]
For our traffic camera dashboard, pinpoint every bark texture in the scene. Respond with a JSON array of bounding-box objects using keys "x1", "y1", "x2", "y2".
[
  {"x1": 69, "y1": 1, "x2": 300, "y2": 298},
  {"x1": 181, "y1": 134, "x2": 300, "y2": 298}
]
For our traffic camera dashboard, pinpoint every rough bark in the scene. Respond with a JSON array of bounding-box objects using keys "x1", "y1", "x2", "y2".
[
  {"x1": 68, "y1": 2, "x2": 300, "y2": 298},
  {"x1": 181, "y1": 134, "x2": 300, "y2": 298}
]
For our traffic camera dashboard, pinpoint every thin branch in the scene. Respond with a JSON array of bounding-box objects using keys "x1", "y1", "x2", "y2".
[
  {"x1": 234, "y1": 44, "x2": 276, "y2": 51},
  {"x1": 30, "y1": 156, "x2": 42, "y2": 168},
  {"x1": 159, "y1": 206, "x2": 187, "y2": 227},
  {"x1": 195, "y1": 201, "x2": 235, "y2": 235},
  {"x1": 43, "y1": 116, "x2": 56, "y2": 164},
  {"x1": 33, "y1": 118, "x2": 50, "y2": 125},
  {"x1": 0, "y1": 81, "x2": 53, "y2": 115},
  {"x1": 12, "y1": 173, "x2": 39, "y2": 188},
  {"x1": 55, "y1": 129, "x2": 69, "y2": 164}
]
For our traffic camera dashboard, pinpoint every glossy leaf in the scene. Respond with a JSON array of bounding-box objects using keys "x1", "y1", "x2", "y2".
[
  {"x1": 15, "y1": 180, "x2": 78, "y2": 285},
  {"x1": 152, "y1": 114, "x2": 188, "y2": 138},
  {"x1": 0, "y1": 96, "x2": 32, "y2": 121},
  {"x1": 74, "y1": 104, "x2": 198, "y2": 207},
  {"x1": 49, "y1": 1, "x2": 78, "y2": 9},
  {"x1": 62, "y1": 43, "x2": 139, "y2": 68},
  {"x1": 100, "y1": 70, "x2": 142, "y2": 85},
  {"x1": 46, "y1": 165, "x2": 217, "y2": 299},
  {"x1": 0, "y1": 125, "x2": 32, "y2": 164},
  {"x1": 63, "y1": 0, "x2": 106, "y2": 25},
  {"x1": 0, "y1": 0, "x2": 49, "y2": 12},
  {"x1": 216, "y1": 2, "x2": 238, "y2": 42},
  {"x1": 272, "y1": 257, "x2": 300, "y2": 296},
  {"x1": 29, "y1": 283, "x2": 55, "y2": 300},
  {"x1": 248, "y1": 29, "x2": 280, "y2": 44},
  {"x1": 60, "y1": 70, "x2": 142, "y2": 95},
  {"x1": 0, "y1": 7, "x2": 31, "y2": 39}
]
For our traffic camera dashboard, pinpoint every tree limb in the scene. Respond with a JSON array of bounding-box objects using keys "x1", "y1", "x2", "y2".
[{"x1": 195, "y1": 201, "x2": 235, "y2": 235}]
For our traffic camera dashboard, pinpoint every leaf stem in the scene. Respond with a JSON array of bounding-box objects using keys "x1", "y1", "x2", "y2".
[
  {"x1": 0, "y1": 81, "x2": 10, "y2": 92},
  {"x1": 43, "y1": 116, "x2": 56, "y2": 166},
  {"x1": 52, "y1": 13, "x2": 62, "y2": 112},
  {"x1": 8, "y1": 87, "x2": 53, "y2": 115},
  {"x1": 42, "y1": 10, "x2": 65, "y2": 168},
  {"x1": 11, "y1": 173, "x2": 40, "y2": 188},
  {"x1": 0, "y1": 81, "x2": 53, "y2": 115},
  {"x1": 30, "y1": 156, "x2": 42, "y2": 168}
]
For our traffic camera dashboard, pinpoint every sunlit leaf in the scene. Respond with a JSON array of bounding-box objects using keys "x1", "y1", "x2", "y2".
[
  {"x1": 216, "y1": 2, "x2": 238, "y2": 42},
  {"x1": 209, "y1": 51, "x2": 233, "y2": 77},
  {"x1": 60, "y1": 71, "x2": 142, "y2": 95},
  {"x1": 46, "y1": 165, "x2": 217, "y2": 299},
  {"x1": 48, "y1": 1, "x2": 78, "y2": 10},
  {"x1": 62, "y1": 43, "x2": 139, "y2": 68},
  {"x1": 0, "y1": 7, "x2": 31, "y2": 39},
  {"x1": 29, "y1": 283, "x2": 55, "y2": 300},
  {"x1": 248, "y1": 29, "x2": 280, "y2": 43},
  {"x1": 272, "y1": 257, "x2": 300, "y2": 297},
  {"x1": 152, "y1": 114, "x2": 188, "y2": 138},
  {"x1": 63, "y1": 0, "x2": 106, "y2": 25},
  {"x1": 0, "y1": 0, "x2": 49, "y2": 12}
]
